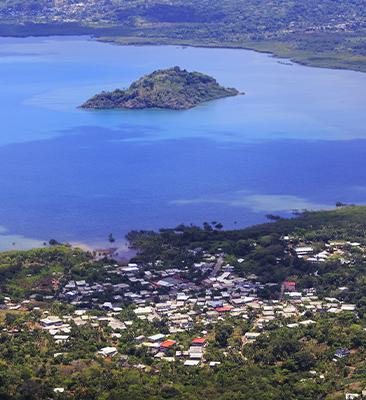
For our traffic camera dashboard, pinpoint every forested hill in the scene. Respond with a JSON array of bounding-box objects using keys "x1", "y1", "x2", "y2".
[
  {"x1": 0, "y1": 0, "x2": 366, "y2": 72},
  {"x1": 81, "y1": 67, "x2": 239, "y2": 110}
]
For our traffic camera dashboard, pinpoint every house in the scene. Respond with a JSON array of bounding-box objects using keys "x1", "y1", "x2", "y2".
[
  {"x1": 101, "y1": 302, "x2": 113, "y2": 310},
  {"x1": 54, "y1": 335, "x2": 69, "y2": 343},
  {"x1": 160, "y1": 340, "x2": 177, "y2": 349},
  {"x1": 184, "y1": 360, "x2": 200, "y2": 366},
  {"x1": 215, "y1": 306, "x2": 233, "y2": 313},
  {"x1": 335, "y1": 348, "x2": 350, "y2": 359},
  {"x1": 299, "y1": 320, "x2": 316, "y2": 326},
  {"x1": 156, "y1": 277, "x2": 180, "y2": 288},
  {"x1": 177, "y1": 293, "x2": 190, "y2": 302},
  {"x1": 244, "y1": 332, "x2": 261, "y2": 341},
  {"x1": 121, "y1": 266, "x2": 139, "y2": 274},
  {"x1": 108, "y1": 319, "x2": 126, "y2": 331},
  {"x1": 341, "y1": 304, "x2": 356, "y2": 312},
  {"x1": 283, "y1": 281, "x2": 296, "y2": 292},
  {"x1": 134, "y1": 306, "x2": 154, "y2": 316},
  {"x1": 314, "y1": 250, "x2": 330, "y2": 262},
  {"x1": 230, "y1": 298, "x2": 247, "y2": 306},
  {"x1": 287, "y1": 292, "x2": 302, "y2": 300},
  {"x1": 148, "y1": 333, "x2": 166, "y2": 342},
  {"x1": 40, "y1": 316, "x2": 63, "y2": 327},
  {"x1": 207, "y1": 300, "x2": 223, "y2": 308},
  {"x1": 191, "y1": 338, "x2": 207, "y2": 346},
  {"x1": 156, "y1": 303, "x2": 172, "y2": 313},
  {"x1": 294, "y1": 247, "x2": 314, "y2": 256},
  {"x1": 98, "y1": 347, "x2": 118, "y2": 357},
  {"x1": 209, "y1": 361, "x2": 221, "y2": 367},
  {"x1": 64, "y1": 281, "x2": 76, "y2": 289},
  {"x1": 188, "y1": 339, "x2": 205, "y2": 359}
]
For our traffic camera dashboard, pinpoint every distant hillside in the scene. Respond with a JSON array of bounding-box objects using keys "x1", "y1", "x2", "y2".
[{"x1": 81, "y1": 67, "x2": 239, "y2": 110}]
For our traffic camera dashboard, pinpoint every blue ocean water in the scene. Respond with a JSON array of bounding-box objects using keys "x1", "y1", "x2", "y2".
[{"x1": 0, "y1": 36, "x2": 366, "y2": 250}]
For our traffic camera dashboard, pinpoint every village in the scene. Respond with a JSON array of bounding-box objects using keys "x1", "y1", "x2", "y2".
[
  {"x1": 0, "y1": 0, "x2": 115, "y2": 25},
  {"x1": 1, "y1": 223, "x2": 366, "y2": 399},
  {"x1": 1, "y1": 0, "x2": 364, "y2": 38},
  {"x1": 1, "y1": 234, "x2": 363, "y2": 373}
]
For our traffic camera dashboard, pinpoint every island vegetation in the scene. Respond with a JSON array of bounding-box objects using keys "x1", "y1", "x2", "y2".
[{"x1": 81, "y1": 67, "x2": 239, "y2": 110}]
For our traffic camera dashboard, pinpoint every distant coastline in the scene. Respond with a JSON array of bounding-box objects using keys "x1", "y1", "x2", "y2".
[{"x1": 0, "y1": 23, "x2": 365, "y2": 74}]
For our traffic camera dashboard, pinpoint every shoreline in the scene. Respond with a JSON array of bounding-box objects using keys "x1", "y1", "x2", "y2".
[
  {"x1": 96, "y1": 36, "x2": 366, "y2": 75},
  {"x1": 0, "y1": 26, "x2": 365, "y2": 74},
  {"x1": 0, "y1": 206, "x2": 364, "y2": 256}
]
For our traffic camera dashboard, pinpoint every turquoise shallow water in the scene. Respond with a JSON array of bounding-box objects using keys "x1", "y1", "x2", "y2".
[{"x1": 1, "y1": 36, "x2": 366, "y2": 250}]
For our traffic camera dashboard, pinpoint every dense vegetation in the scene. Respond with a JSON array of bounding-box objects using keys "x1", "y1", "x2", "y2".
[
  {"x1": 81, "y1": 67, "x2": 239, "y2": 110},
  {"x1": 2, "y1": 316, "x2": 366, "y2": 400},
  {"x1": 0, "y1": 246, "x2": 102, "y2": 301},
  {"x1": 0, "y1": 0, "x2": 366, "y2": 72},
  {"x1": 1, "y1": 312, "x2": 366, "y2": 400}
]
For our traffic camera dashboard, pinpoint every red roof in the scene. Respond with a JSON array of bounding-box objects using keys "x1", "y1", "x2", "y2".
[
  {"x1": 284, "y1": 281, "x2": 296, "y2": 286},
  {"x1": 216, "y1": 306, "x2": 233, "y2": 312},
  {"x1": 160, "y1": 340, "x2": 177, "y2": 348},
  {"x1": 192, "y1": 338, "x2": 206, "y2": 344}
]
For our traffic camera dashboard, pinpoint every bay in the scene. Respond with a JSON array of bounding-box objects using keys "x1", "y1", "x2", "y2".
[{"x1": 0, "y1": 36, "x2": 366, "y2": 250}]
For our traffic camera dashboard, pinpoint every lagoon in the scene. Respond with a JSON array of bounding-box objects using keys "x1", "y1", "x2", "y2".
[{"x1": 1, "y1": 36, "x2": 366, "y2": 250}]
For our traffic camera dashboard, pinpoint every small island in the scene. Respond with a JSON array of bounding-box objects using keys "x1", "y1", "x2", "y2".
[{"x1": 81, "y1": 66, "x2": 240, "y2": 110}]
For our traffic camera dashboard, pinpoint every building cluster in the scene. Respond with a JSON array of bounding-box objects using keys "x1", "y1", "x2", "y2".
[
  {"x1": 284, "y1": 236, "x2": 364, "y2": 265},
  {"x1": 0, "y1": 0, "x2": 115, "y2": 24},
  {"x1": 27, "y1": 277, "x2": 357, "y2": 368},
  {"x1": 1, "y1": 0, "x2": 365, "y2": 40},
  {"x1": 3, "y1": 246, "x2": 354, "y2": 368},
  {"x1": 0, "y1": 235, "x2": 361, "y2": 373}
]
